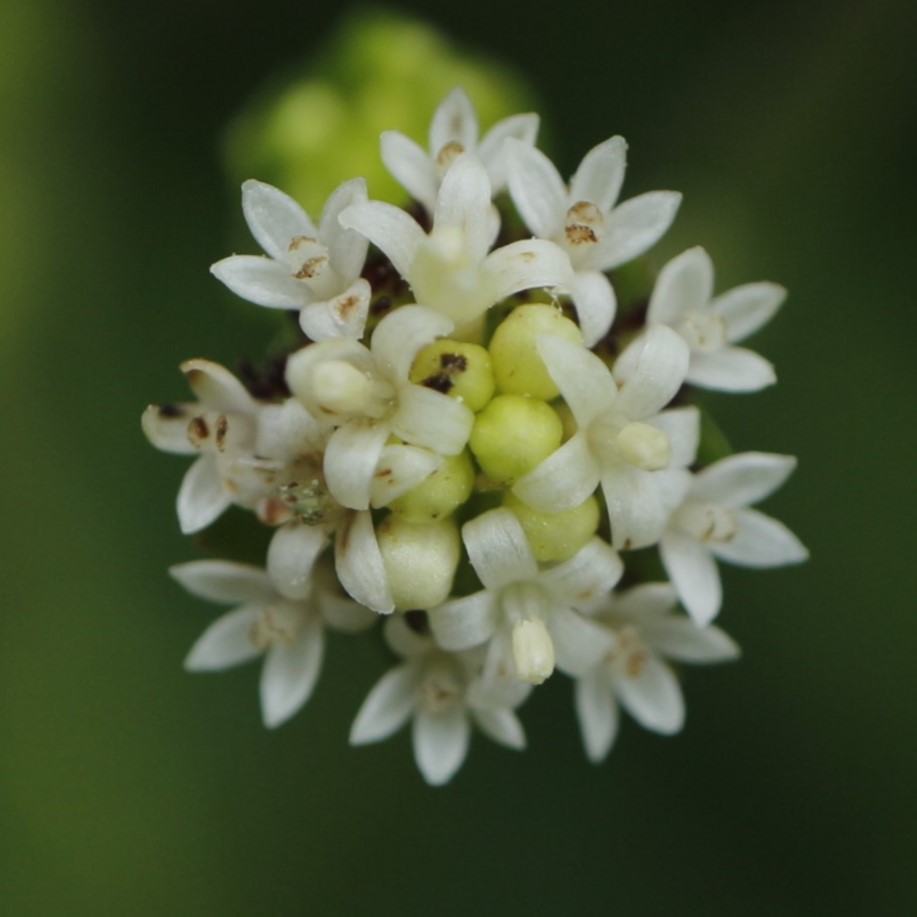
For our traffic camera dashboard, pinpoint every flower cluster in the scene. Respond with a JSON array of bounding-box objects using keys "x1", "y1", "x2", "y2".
[{"x1": 143, "y1": 88, "x2": 807, "y2": 784}]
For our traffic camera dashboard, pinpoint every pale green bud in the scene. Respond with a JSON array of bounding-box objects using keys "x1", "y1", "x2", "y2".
[
  {"x1": 469, "y1": 395, "x2": 562, "y2": 484},
  {"x1": 503, "y1": 491, "x2": 600, "y2": 562},
  {"x1": 489, "y1": 304, "x2": 583, "y2": 399},
  {"x1": 388, "y1": 450, "x2": 475, "y2": 521},
  {"x1": 377, "y1": 515, "x2": 460, "y2": 610},
  {"x1": 409, "y1": 339, "x2": 495, "y2": 412}
]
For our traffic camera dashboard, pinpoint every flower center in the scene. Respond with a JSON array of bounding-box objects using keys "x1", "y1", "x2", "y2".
[
  {"x1": 249, "y1": 604, "x2": 299, "y2": 650},
  {"x1": 676, "y1": 310, "x2": 727, "y2": 353},
  {"x1": 591, "y1": 415, "x2": 671, "y2": 471},
  {"x1": 416, "y1": 659, "x2": 464, "y2": 715},
  {"x1": 606, "y1": 625, "x2": 648, "y2": 678},
  {"x1": 564, "y1": 201, "x2": 604, "y2": 247},
  {"x1": 673, "y1": 500, "x2": 738, "y2": 542}
]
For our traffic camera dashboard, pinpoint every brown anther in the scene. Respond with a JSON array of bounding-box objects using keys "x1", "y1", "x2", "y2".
[
  {"x1": 436, "y1": 140, "x2": 465, "y2": 169},
  {"x1": 294, "y1": 256, "x2": 328, "y2": 280},
  {"x1": 187, "y1": 416, "x2": 210, "y2": 446},
  {"x1": 215, "y1": 415, "x2": 229, "y2": 451}
]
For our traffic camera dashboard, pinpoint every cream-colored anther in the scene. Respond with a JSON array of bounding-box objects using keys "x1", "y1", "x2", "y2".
[
  {"x1": 511, "y1": 618, "x2": 555, "y2": 684},
  {"x1": 435, "y1": 141, "x2": 466, "y2": 176},
  {"x1": 676, "y1": 311, "x2": 728, "y2": 353},
  {"x1": 310, "y1": 360, "x2": 375, "y2": 416},
  {"x1": 615, "y1": 422, "x2": 671, "y2": 470}
]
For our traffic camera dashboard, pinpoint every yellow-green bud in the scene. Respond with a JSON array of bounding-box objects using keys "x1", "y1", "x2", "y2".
[
  {"x1": 469, "y1": 395, "x2": 562, "y2": 484},
  {"x1": 377, "y1": 515, "x2": 460, "y2": 610},
  {"x1": 388, "y1": 450, "x2": 475, "y2": 521},
  {"x1": 503, "y1": 491, "x2": 600, "y2": 562},
  {"x1": 489, "y1": 304, "x2": 583, "y2": 399},
  {"x1": 409, "y1": 339, "x2": 495, "y2": 412}
]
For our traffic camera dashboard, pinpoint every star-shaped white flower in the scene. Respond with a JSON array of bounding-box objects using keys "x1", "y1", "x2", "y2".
[
  {"x1": 646, "y1": 246, "x2": 786, "y2": 392},
  {"x1": 513, "y1": 328, "x2": 698, "y2": 549},
  {"x1": 173, "y1": 558, "x2": 375, "y2": 728},
  {"x1": 285, "y1": 305, "x2": 473, "y2": 512},
  {"x1": 381, "y1": 87, "x2": 539, "y2": 214},
  {"x1": 339, "y1": 154, "x2": 573, "y2": 329},
  {"x1": 142, "y1": 359, "x2": 292, "y2": 534},
  {"x1": 428, "y1": 508, "x2": 624, "y2": 687},
  {"x1": 211, "y1": 179, "x2": 371, "y2": 341},
  {"x1": 574, "y1": 583, "x2": 739, "y2": 763},
  {"x1": 505, "y1": 136, "x2": 682, "y2": 346},
  {"x1": 659, "y1": 452, "x2": 809, "y2": 625},
  {"x1": 349, "y1": 615, "x2": 528, "y2": 786}
]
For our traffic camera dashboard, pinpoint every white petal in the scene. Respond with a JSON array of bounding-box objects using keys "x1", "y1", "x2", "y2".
[
  {"x1": 169, "y1": 560, "x2": 275, "y2": 605},
  {"x1": 383, "y1": 614, "x2": 433, "y2": 658},
  {"x1": 614, "y1": 654, "x2": 684, "y2": 734},
  {"x1": 570, "y1": 270, "x2": 617, "y2": 347},
  {"x1": 463, "y1": 508, "x2": 538, "y2": 590},
  {"x1": 691, "y1": 452, "x2": 797, "y2": 508},
  {"x1": 601, "y1": 465, "x2": 672, "y2": 550},
  {"x1": 536, "y1": 335, "x2": 616, "y2": 425},
  {"x1": 323, "y1": 422, "x2": 390, "y2": 511},
  {"x1": 505, "y1": 138, "x2": 567, "y2": 238},
  {"x1": 575, "y1": 669, "x2": 619, "y2": 763},
  {"x1": 477, "y1": 113, "x2": 539, "y2": 192},
  {"x1": 180, "y1": 359, "x2": 256, "y2": 414},
  {"x1": 349, "y1": 663, "x2": 417, "y2": 744},
  {"x1": 513, "y1": 432, "x2": 602, "y2": 513},
  {"x1": 141, "y1": 403, "x2": 198, "y2": 454},
  {"x1": 241, "y1": 179, "x2": 317, "y2": 261},
  {"x1": 260, "y1": 623, "x2": 324, "y2": 728},
  {"x1": 538, "y1": 538, "x2": 624, "y2": 608},
  {"x1": 381, "y1": 130, "x2": 438, "y2": 211},
  {"x1": 210, "y1": 255, "x2": 307, "y2": 310},
  {"x1": 613, "y1": 325, "x2": 689, "y2": 420},
  {"x1": 184, "y1": 606, "x2": 261, "y2": 671},
  {"x1": 299, "y1": 279, "x2": 370, "y2": 342},
  {"x1": 413, "y1": 707, "x2": 470, "y2": 786},
  {"x1": 472, "y1": 708, "x2": 526, "y2": 749},
  {"x1": 371, "y1": 304, "x2": 453, "y2": 381},
  {"x1": 391, "y1": 385, "x2": 473, "y2": 455},
  {"x1": 595, "y1": 191, "x2": 682, "y2": 271},
  {"x1": 710, "y1": 508, "x2": 809, "y2": 568},
  {"x1": 177, "y1": 454, "x2": 231, "y2": 534},
  {"x1": 266, "y1": 523, "x2": 328, "y2": 600},
  {"x1": 255, "y1": 398, "x2": 324, "y2": 458},
  {"x1": 338, "y1": 200, "x2": 425, "y2": 280},
  {"x1": 608, "y1": 582, "x2": 678, "y2": 620},
  {"x1": 712, "y1": 281, "x2": 786, "y2": 343},
  {"x1": 482, "y1": 238, "x2": 574, "y2": 304},
  {"x1": 318, "y1": 177, "x2": 369, "y2": 269},
  {"x1": 433, "y1": 155, "x2": 492, "y2": 264},
  {"x1": 659, "y1": 531, "x2": 723, "y2": 626},
  {"x1": 429, "y1": 87, "x2": 478, "y2": 154},
  {"x1": 687, "y1": 346, "x2": 776, "y2": 392},
  {"x1": 335, "y1": 510, "x2": 394, "y2": 614},
  {"x1": 647, "y1": 408, "x2": 698, "y2": 470},
  {"x1": 647, "y1": 246, "x2": 714, "y2": 325},
  {"x1": 549, "y1": 607, "x2": 617, "y2": 677},
  {"x1": 570, "y1": 135, "x2": 627, "y2": 214},
  {"x1": 428, "y1": 591, "x2": 498, "y2": 651},
  {"x1": 370, "y1": 444, "x2": 442, "y2": 508},
  {"x1": 641, "y1": 617, "x2": 740, "y2": 663}
]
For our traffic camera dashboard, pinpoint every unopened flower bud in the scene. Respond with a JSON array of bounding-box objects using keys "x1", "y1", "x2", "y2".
[
  {"x1": 489, "y1": 304, "x2": 583, "y2": 399},
  {"x1": 503, "y1": 491, "x2": 600, "y2": 562},
  {"x1": 469, "y1": 395, "x2": 562, "y2": 484},
  {"x1": 389, "y1": 450, "x2": 475, "y2": 521}
]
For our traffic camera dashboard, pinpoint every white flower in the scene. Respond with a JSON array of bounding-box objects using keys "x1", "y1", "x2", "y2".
[
  {"x1": 339, "y1": 154, "x2": 573, "y2": 329},
  {"x1": 285, "y1": 305, "x2": 473, "y2": 511},
  {"x1": 428, "y1": 508, "x2": 624, "y2": 687},
  {"x1": 659, "y1": 452, "x2": 809, "y2": 625},
  {"x1": 646, "y1": 246, "x2": 786, "y2": 392},
  {"x1": 211, "y1": 179, "x2": 371, "y2": 341},
  {"x1": 349, "y1": 615, "x2": 528, "y2": 786},
  {"x1": 173, "y1": 558, "x2": 375, "y2": 728},
  {"x1": 574, "y1": 583, "x2": 739, "y2": 763},
  {"x1": 505, "y1": 136, "x2": 682, "y2": 346},
  {"x1": 513, "y1": 328, "x2": 698, "y2": 549},
  {"x1": 142, "y1": 359, "x2": 287, "y2": 534},
  {"x1": 381, "y1": 87, "x2": 539, "y2": 213}
]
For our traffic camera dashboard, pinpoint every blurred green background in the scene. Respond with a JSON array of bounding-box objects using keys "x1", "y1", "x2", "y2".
[{"x1": 2, "y1": 1, "x2": 915, "y2": 914}]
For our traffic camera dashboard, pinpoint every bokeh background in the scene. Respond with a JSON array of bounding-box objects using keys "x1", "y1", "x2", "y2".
[{"x1": 2, "y1": 1, "x2": 915, "y2": 914}]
